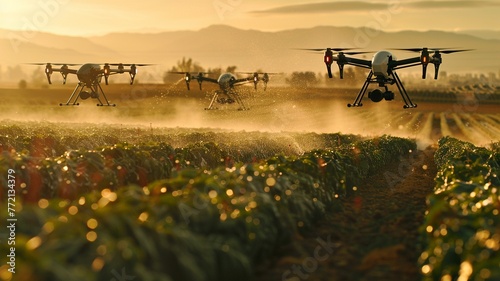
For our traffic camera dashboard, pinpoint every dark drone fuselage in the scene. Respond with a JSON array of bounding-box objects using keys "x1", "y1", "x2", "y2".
[
  {"x1": 217, "y1": 73, "x2": 238, "y2": 92},
  {"x1": 76, "y1": 64, "x2": 101, "y2": 86}
]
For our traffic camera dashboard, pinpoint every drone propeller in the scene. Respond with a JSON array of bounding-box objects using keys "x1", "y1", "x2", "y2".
[
  {"x1": 129, "y1": 64, "x2": 137, "y2": 85},
  {"x1": 168, "y1": 72, "x2": 210, "y2": 90},
  {"x1": 391, "y1": 48, "x2": 469, "y2": 53},
  {"x1": 299, "y1": 48, "x2": 371, "y2": 79},
  {"x1": 108, "y1": 63, "x2": 153, "y2": 66},
  {"x1": 194, "y1": 72, "x2": 210, "y2": 90},
  {"x1": 28, "y1": 63, "x2": 78, "y2": 84},
  {"x1": 262, "y1": 73, "x2": 271, "y2": 91},
  {"x1": 32, "y1": 63, "x2": 55, "y2": 84},
  {"x1": 103, "y1": 63, "x2": 111, "y2": 85},
  {"x1": 185, "y1": 73, "x2": 191, "y2": 91},
  {"x1": 439, "y1": 49, "x2": 473, "y2": 54},
  {"x1": 392, "y1": 48, "x2": 472, "y2": 79},
  {"x1": 27, "y1": 63, "x2": 79, "y2": 66},
  {"x1": 235, "y1": 72, "x2": 261, "y2": 90},
  {"x1": 236, "y1": 72, "x2": 280, "y2": 75},
  {"x1": 46, "y1": 63, "x2": 53, "y2": 84},
  {"x1": 168, "y1": 71, "x2": 211, "y2": 75},
  {"x1": 105, "y1": 63, "x2": 152, "y2": 84},
  {"x1": 297, "y1": 48, "x2": 356, "y2": 52},
  {"x1": 236, "y1": 72, "x2": 279, "y2": 90}
]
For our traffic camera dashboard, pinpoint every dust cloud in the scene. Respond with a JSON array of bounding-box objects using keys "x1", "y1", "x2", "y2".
[{"x1": 0, "y1": 86, "x2": 497, "y2": 149}]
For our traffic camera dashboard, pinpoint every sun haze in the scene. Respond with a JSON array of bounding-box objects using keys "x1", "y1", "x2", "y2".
[{"x1": 1, "y1": 0, "x2": 499, "y2": 35}]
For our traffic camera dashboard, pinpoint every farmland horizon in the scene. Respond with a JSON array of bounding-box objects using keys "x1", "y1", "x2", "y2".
[{"x1": 1, "y1": 24, "x2": 499, "y2": 84}]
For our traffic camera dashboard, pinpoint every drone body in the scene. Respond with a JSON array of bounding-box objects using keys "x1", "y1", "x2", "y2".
[
  {"x1": 34, "y1": 62, "x2": 147, "y2": 106},
  {"x1": 173, "y1": 71, "x2": 273, "y2": 110},
  {"x1": 76, "y1": 64, "x2": 100, "y2": 83},
  {"x1": 310, "y1": 47, "x2": 470, "y2": 108},
  {"x1": 371, "y1": 50, "x2": 395, "y2": 79}
]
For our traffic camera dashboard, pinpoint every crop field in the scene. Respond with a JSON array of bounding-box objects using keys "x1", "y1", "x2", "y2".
[{"x1": 0, "y1": 84, "x2": 499, "y2": 281}]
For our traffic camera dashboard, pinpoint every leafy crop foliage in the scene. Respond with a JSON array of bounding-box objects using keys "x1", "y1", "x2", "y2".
[
  {"x1": 0, "y1": 123, "x2": 415, "y2": 281},
  {"x1": 0, "y1": 123, "x2": 363, "y2": 203},
  {"x1": 420, "y1": 137, "x2": 500, "y2": 281}
]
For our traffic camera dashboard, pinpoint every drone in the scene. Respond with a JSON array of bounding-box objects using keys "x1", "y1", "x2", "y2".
[
  {"x1": 171, "y1": 71, "x2": 274, "y2": 110},
  {"x1": 31, "y1": 63, "x2": 149, "y2": 106},
  {"x1": 303, "y1": 47, "x2": 470, "y2": 108}
]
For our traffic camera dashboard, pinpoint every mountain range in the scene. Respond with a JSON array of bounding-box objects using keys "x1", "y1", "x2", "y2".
[{"x1": 1, "y1": 25, "x2": 499, "y2": 78}]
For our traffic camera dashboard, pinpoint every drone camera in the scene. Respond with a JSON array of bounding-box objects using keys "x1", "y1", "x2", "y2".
[{"x1": 368, "y1": 89, "x2": 394, "y2": 103}]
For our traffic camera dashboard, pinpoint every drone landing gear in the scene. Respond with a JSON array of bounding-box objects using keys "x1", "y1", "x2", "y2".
[
  {"x1": 205, "y1": 90, "x2": 249, "y2": 110},
  {"x1": 348, "y1": 71, "x2": 373, "y2": 107},
  {"x1": 392, "y1": 72, "x2": 417, "y2": 109},
  {"x1": 347, "y1": 70, "x2": 417, "y2": 109},
  {"x1": 60, "y1": 82, "x2": 116, "y2": 107}
]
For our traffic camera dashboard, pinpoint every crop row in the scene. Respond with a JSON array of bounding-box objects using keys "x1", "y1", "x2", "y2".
[
  {"x1": 0, "y1": 135, "x2": 416, "y2": 281},
  {"x1": 414, "y1": 113, "x2": 500, "y2": 144},
  {"x1": 0, "y1": 131, "x2": 362, "y2": 203},
  {"x1": 420, "y1": 137, "x2": 500, "y2": 281},
  {"x1": 0, "y1": 122, "x2": 363, "y2": 158},
  {"x1": 333, "y1": 110, "x2": 500, "y2": 144}
]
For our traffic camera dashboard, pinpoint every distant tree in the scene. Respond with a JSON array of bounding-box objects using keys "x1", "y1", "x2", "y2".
[
  {"x1": 173, "y1": 57, "x2": 205, "y2": 73},
  {"x1": 7, "y1": 65, "x2": 26, "y2": 82},
  {"x1": 326, "y1": 66, "x2": 365, "y2": 86},
  {"x1": 286, "y1": 71, "x2": 318, "y2": 88},
  {"x1": 18, "y1": 79, "x2": 27, "y2": 89},
  {"x1": 207, "y1": 67, "x2": 223, "y2": 78},
  {"x1": 31, "y1": 69, "x2": 46, "y2": 88},
  {"x1": 440, "y1": 71, "x2": 448, "y2": 80},
  {"x1": 225, "y1": 65, "x2": 237, "y2": 73}
]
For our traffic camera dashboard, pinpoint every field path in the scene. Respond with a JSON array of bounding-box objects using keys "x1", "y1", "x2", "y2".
[{"x1": 255, "y1": 147, "x2": 437, "y2": 281}]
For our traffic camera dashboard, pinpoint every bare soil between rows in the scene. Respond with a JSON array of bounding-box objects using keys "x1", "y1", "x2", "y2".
[{"x1": 256, "y1": 147, "x2": 437, "y2": 281}]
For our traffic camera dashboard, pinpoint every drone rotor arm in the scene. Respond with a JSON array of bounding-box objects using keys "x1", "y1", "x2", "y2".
[
  {"x1": 232, "y1": 77, "x2": 254, "y2": 86},
  {"x1": 195, "y1": 76, "x2": 218, "y2": 84},
  {"x1": 393, "y1": 62, "x2": 422, "y2": 70},
  {"x1": 345, "y1": 57, "x2": 371, "y2": 68},
  {"x1": 55, "y1": 68, "x2": 77, "y2": 85},
  {"x1": 392, "y1": 57, "x2": 421, "y2": 68}
]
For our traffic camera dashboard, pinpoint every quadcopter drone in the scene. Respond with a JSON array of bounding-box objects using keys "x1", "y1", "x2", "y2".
[
  {"x1": 32, "y1": 63, "x2": 149, "y2": 106},
  {"x1": 171, "y1": 71, "x2": 274, "y2": 110},
  {"x1": 304, "y1": 47, "x2": 471, "y2": 108}
]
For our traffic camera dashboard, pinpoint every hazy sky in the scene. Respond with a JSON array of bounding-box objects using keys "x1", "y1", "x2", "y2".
[{"x1": 1, "y1": 0, "x2": 499, "y2": 35}]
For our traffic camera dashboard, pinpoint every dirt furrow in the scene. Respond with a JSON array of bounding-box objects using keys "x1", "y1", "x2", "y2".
[{"x1": 256, "y1": 147, "x2": 437, "y2": 281}]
